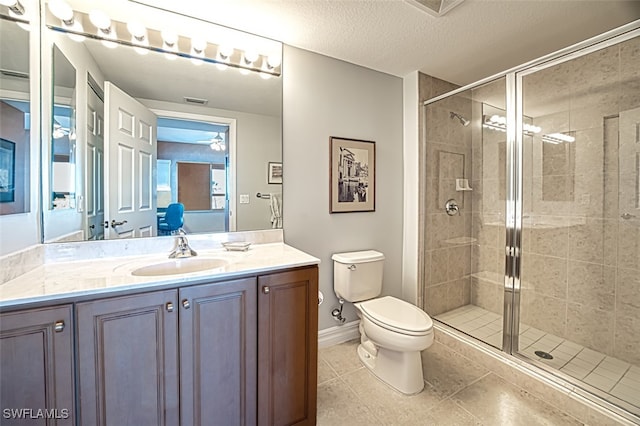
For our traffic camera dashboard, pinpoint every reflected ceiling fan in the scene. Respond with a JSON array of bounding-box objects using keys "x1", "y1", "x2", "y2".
[{"x1": 197, "y1": 132, "x2": 226, "y2": 151}]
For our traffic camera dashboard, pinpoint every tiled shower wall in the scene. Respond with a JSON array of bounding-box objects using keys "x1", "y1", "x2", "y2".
[{"x1": 420, "y1": 73, "x2": 475, "y2": 316}]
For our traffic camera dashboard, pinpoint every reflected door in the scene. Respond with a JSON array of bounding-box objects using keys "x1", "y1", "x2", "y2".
[
  {"x1": 104, "y1": 82, "x2": 157, "y2": 239},
  {"x1": 85, "y1": 82, "x2": 104, "y2": 240}
]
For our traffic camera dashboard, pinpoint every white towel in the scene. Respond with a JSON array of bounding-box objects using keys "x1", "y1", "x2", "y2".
[{"x1": 269, "y1": 193, "x2": 282, "y2": 229}]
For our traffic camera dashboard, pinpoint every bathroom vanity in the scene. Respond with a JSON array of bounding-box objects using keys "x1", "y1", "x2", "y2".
[{"x1": 0, "y1": 240, "x2": 319, "y2": 426}]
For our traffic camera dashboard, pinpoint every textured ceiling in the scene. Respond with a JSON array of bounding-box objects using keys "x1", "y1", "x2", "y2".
[{"x1": 136, "y1": 0, "x2": 640, "y2": 86}]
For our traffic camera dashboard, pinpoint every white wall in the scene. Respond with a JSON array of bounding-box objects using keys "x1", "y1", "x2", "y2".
[{"x1": 282, "y1": 45, "x2": 404, "y2": 331}]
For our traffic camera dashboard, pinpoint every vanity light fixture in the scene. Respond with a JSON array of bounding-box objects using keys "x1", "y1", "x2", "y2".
[
  {"x1": 483, "y1": 114, "x2": 541, "y2": 135},
  {"x1": 44, "y1": 5, "x2": 282, "y2": 77}
]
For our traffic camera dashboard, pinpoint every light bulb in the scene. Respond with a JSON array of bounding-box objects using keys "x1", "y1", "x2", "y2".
[
  {"x1": 127, "y1": 21, "x2": 146, "y2": 39},
  {"x1": 89, "y1": 9, "x2": 111, "y2": 30},
  {"x1": 266, "y1": 54, "x2": 281, "y2": 69},
  {"x1": 0, "y1": 0, "x2": 18, "y2": 5},
  {"x1": 48, "y1": 0, "x2": 73, "y2": 22},
  {"x1": 161, "y1": 30, "x2": 179, "y2": 59},
  {"x1": 218, "y1": 45, "x2": 233, "y2": 60},
  {"x1": 191, "y1": 37, "x2": 206, "y2": 57},
  {"x1": 243, "y1": 50, "x2": 258, "y2": 65}
]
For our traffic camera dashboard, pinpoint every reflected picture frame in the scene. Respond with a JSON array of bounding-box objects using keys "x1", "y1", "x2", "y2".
[
  {"x1": 268, "y1": 162, "x2": 282, "y2": 184},
  {"x1": 0, "y1": 139, "x2": 15, "y2": 203},
  {"x1": 329, "y1": 136, "x2": 375, "y2": 213}
]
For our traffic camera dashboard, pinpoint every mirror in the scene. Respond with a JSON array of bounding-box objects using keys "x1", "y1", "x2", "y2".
[
  {"x1": 41, "y1": 0, "x2": 283, "y2": 243},
  {"x1": 50, "y1": 44, "x2": 77, "y2": 211},
  {"x1": 0, "y1": 14, "x2": 31, "y2": 216}
]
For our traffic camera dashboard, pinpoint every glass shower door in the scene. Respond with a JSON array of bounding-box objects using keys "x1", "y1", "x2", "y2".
[{"x1": 517, "y1": 35, "x2": 640, "y2": 414}]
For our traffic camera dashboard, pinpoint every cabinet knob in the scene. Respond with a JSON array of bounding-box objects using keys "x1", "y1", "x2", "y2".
[
  {"x1": 54, "y1": 320, "x2": 65, "y2": 332},
  {"x1": 166, "y1": 302, "x2": 174, "y2": 312},
  {"x1": 263, "y1": 286, "x2": 270, "y2": 294},
  {"x1": 182, "y1": 299, "x2": 190, "y2": 309}
]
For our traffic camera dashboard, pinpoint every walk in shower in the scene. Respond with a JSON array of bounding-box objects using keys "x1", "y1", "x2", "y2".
[{"x1": 420, "y1": 23, "x2": 640, "y2": 420}]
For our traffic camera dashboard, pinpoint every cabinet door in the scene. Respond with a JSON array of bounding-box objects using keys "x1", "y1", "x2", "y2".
[
  {"x1": 258, "y1": 267, "x2": 318, "y2": 426},
  {"x1": 76, "y1": 290, "x2": 179, "y2": 426},
  {"x1": 179, "y1": 278, "x2": 257, "y2": 426},
  {"x1": 0, "y1": 305, "x2": 75, "y2": 425}
]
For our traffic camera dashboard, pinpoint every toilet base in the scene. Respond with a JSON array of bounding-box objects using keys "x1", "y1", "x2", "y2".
[{"x1": 357, "y1": 343, "x2": 425, "y2": 395}]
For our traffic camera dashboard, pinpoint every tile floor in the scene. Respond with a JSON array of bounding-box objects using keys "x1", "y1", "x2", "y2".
[
  {"x1": 436, "y1": 305, "x2": 640, "y2": 409},
  {"x1": 317, "y1": 339, "x2": 588, "y2": 425}
]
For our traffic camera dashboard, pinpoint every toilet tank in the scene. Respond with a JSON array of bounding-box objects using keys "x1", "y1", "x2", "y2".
[{"x1": 332, "y1": 250, "x2": 385, "y2": 302}]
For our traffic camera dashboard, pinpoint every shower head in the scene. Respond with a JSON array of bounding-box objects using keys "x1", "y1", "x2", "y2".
[{"x1": 450, "y1": 111, "x2": 470, "y2": 127}]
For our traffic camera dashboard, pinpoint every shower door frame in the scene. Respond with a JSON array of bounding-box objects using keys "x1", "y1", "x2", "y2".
[{"x1": 422, "y1": 19, "x2": 640, "y2": 421}]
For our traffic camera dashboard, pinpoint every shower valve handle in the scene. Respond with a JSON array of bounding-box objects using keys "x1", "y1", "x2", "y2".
[{"x1": 445, "y1": 199, "x2": 460, "y2": 216}]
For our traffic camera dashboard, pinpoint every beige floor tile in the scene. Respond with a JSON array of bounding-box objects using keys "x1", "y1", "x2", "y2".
[
  {"x1": 426, "y1": 399, "x2": 483, "y2": 426},
  {"x1": 318, "y1": 358, "x2": 338, "y2": 385},
  {"x1": 341, "y1": 368, "x2": 442, "y2": 426},
  {"x1": 452, "y1": 374, "x2": 583, "y2": 426},
  {"x1": 318, "y1": 339, "x2": 363, "y2": 376},
  {"x1": 316, "y1": 378, "x2": 380, "y2": 426},
  {"x1": 421, "y1": 341, "x2": 490, "y2": 398}
]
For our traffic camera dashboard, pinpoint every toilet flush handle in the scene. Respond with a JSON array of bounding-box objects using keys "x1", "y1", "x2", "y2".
[{"x1": 348, "y1": 264, "x2": 357, "y2": 271}]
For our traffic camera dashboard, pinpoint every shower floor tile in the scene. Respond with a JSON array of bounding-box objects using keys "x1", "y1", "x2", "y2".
[{"x1": 435, "y1": 304, "x2": 640, "y2": 410}]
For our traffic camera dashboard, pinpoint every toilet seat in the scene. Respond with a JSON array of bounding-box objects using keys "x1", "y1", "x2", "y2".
[{"x1": 356, "y1": 296, "x2": 433, "y2": 336}]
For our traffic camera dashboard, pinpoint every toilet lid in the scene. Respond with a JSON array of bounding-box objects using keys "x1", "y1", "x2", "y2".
[{"x1": 358, "y1": 296, "x2": 433, "y2": 334}]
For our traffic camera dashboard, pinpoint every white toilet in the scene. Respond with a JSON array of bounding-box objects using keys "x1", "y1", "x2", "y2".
[{"x1": 332, "y1": 250, "x2": 434, "y2": 394}]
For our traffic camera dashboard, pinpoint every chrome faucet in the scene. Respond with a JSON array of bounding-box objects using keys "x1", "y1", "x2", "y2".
[{"x1": 169, "y1": 228, "x2": 197, "y2": 259}]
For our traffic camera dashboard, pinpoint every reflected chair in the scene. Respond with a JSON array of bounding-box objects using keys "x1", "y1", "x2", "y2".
[{"x1": 158, "y1": 202, "x2": 184, "y2": 236}]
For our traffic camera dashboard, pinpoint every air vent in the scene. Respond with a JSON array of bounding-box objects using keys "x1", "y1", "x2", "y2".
[
  {"x1": 0, "y1": 69, "x2": 29, "y2": 79},
  {"x1": 183, "y1": 96, "x2": 208, "y2": 105}
]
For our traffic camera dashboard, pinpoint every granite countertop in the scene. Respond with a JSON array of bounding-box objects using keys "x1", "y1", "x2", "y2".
[{"x1": 0, "y1": 242, "x2": 320, "y2": 309}]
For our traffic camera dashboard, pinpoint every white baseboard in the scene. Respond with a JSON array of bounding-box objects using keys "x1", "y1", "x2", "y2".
[{"x1": 318, "y1": 320, "x2": 360, "y2": 348}]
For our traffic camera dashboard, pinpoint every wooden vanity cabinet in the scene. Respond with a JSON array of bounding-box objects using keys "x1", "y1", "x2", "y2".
[
  {"x1": 258, "y1": 267, "x2": 319, "y2": 426},
  {"x1": 76, "y1": 278, "x2": 258, "y2": 426},
  {"x1": 76, "y1": 289, "x2": 180, "y2": 426},
  {"x1": 14, "y1": 265, "x2": 317, "y2": 426},
  {"x1": 179, "y1": 278, "x2": 257, "y2": 426},
  {"x1": 0, "y1": 305, "x2": 75, "y2": 426}
]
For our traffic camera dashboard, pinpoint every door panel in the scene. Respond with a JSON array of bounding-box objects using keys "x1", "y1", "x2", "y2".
[
  {"x1": 86, "y1": 83, "x2": 104, "y2": 240},
  {"x1": 104, "y1": 81, "x2": 157, "y2": 239},
  {"x1": 77, "y1": 290, "x2": 179, "y2": 426},
  {"x1": 0, "y1": 306, "x2": 75, "y2": 426},
  {"x1": 180, "y1": 279, "x2": 257, "y2": 426}
]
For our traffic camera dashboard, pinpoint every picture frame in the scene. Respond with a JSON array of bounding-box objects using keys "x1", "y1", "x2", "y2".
[
  {"x1": 268, "y1": 162, "x2": 282, "y2": 184},
  {"x1": 330, "y1": 136, "x2": 375, "y2": 213},
  {"x1": 0, "y1": 139, "x2": 15, "y2": 203}
]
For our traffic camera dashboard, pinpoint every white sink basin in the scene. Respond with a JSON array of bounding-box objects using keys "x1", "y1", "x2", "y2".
[{"x1": 131, "y1": 257, "x2": 228, "y2": 277}]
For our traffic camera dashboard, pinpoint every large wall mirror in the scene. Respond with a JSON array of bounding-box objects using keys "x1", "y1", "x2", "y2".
[
  {"x1": 41, "y1": 0, "x2": 283, "y2": 243},
  {"x1": 0, "y1": 12, "x2": 31, "y2": 216}
]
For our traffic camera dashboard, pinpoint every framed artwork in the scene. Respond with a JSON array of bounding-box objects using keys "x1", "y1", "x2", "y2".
[
  {"x1": 0, "y1": 139, "x2": 15, "y2": 203},
  {"x1": 268, "y1": 162, "x2": 282, "y2": 184},
  {"x1": 330, "y1": 136, "x2": 375, "y2": 213}
]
